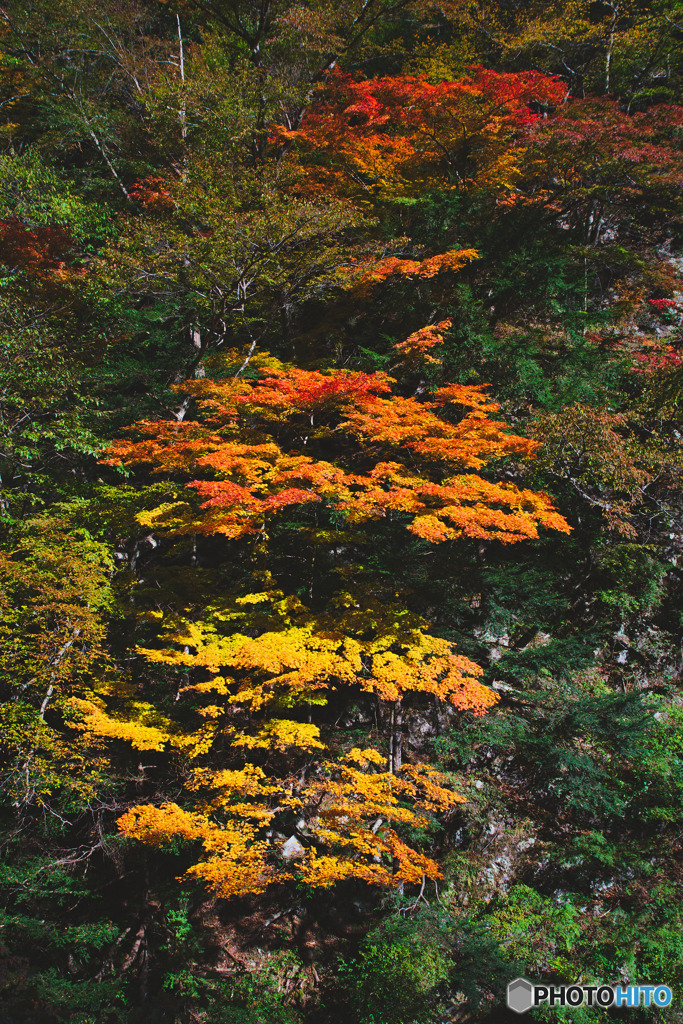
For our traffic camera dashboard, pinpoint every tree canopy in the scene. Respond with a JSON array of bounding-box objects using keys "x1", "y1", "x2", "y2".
[{"x1": 0, "y1": 1, "x2": 682, "y2": 1021}]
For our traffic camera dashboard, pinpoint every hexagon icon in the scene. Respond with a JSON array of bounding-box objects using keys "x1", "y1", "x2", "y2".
[{"x1": 507, "y1": 977, "x2": 534, "y2": 1014}]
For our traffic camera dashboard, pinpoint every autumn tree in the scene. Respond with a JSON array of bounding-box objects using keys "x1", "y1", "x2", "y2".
[
  {"x1": 96, "y1": 341, "x2": 570, "y2": 897},
  {"x1": 520, "y1": 97, "x2": 683, "y2": 241},
  {"x1": 273, "y1": 66, "x2": 567, "y2": 202},
  {"x1": 0, "y1": 518, "x2": 113, "y2": 811},
  {"x1": 459, "y1": 0, "x2": 683, "y2": 102}
]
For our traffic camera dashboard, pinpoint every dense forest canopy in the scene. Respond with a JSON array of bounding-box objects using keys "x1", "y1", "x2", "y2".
[{"x1": 0, "y1": 0, "x2": 682, "y2": 1021}]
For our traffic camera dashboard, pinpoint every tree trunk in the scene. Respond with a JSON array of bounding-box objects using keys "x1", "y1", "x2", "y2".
[
  {"x1": 389, "y1": 698, "x2": 403, "y2": 894},
  {"x1": 390, "y1": 698, "x2": 402, "y2": 774}
]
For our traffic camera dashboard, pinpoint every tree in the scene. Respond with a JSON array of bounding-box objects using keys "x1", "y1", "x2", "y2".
[
  {"x1": 97, "y1": 343, "x2": 570, "y2": 897},
  {"x1": 519, "y1": 96, "x2": 683, "y2": 243},
  {"x1": 462, "y1": 0, "x2": 683, "y2": 102},
  {"x1": 273, "y1": 66, "x2": 567, "y2": 202},
  {"x1": 0, "y1": 518, "x2": 113, "y2": 812}
]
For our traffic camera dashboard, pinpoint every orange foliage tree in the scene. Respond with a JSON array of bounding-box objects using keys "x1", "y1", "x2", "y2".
[
  {"x1": 273, "y1": 66, "x2": 567, "y2": 201},
  {"x1": 97, "y1": 340, "x2": 571, "y2": 899}
]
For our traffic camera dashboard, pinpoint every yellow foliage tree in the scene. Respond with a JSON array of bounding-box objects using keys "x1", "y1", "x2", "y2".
[{"x1": 98, "y1": 351, "x2": 570, "y2": 898}]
